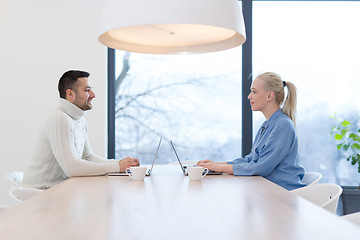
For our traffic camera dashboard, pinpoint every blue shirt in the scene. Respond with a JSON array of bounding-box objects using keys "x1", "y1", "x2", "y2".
[{"x1": 228, "y1": 109, "x2": 306, "y2": 190}]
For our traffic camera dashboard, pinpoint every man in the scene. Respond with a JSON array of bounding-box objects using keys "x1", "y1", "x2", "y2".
[{"x1": 22, "y1": 70, "x2": 139, "y2": 189}]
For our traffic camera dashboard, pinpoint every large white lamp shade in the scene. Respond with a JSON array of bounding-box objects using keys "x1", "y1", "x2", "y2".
[{"x1": 99, "y1": 0, "x2": 246, "y2": 54}]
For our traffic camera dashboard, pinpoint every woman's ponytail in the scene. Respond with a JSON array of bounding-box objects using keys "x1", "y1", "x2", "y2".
[{"x1": 282, "y1": 81, "x2": 297, "y2": 126}]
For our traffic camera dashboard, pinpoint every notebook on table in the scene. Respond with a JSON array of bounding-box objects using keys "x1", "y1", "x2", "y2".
[
  {"x1": 107, "y1": 137, "x2": 162, "y2": 176},
  {"x1": 170, "y1": 140, "x2": 223, "y2": 176}
]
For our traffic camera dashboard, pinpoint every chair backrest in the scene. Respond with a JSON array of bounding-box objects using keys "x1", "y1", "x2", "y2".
[
  {"x1": 302, "y1": 172, "x2": 322, "y2": 186},
  {"x1": 342, "y1": 211, "x2": 360, "y2": 227},
  {"x1": 6, "y1": 171, "x2": 24, "y2": 188},
  {"x1": 9, "y1": 187, "x2": 44, "y2": 204},
  {"x1": 291, "y1": 183, "x2": 343, "y2": 213}
]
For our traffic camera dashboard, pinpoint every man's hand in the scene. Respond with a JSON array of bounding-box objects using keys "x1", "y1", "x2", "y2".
[{"x1": 118, "y1": 157, "x2": 140, "y2": 172}]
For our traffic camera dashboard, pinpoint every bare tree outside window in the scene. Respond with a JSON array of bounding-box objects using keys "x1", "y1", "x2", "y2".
[{"x1": 114, "y1": 49, "x2": 242, "y2": 165}]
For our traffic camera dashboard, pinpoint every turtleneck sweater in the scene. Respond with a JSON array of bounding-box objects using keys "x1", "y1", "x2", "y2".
[{"x1": 22, "y1": 99, "x2": 119, "y2": 189}]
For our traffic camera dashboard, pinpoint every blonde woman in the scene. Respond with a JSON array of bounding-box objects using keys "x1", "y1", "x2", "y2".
[{"x1": 198, "y1": 72, "x2": 306, "y2": 190}]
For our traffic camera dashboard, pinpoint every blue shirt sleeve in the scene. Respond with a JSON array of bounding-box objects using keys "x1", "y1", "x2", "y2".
[
  {"x1": 228, "y1": 122, "x2": 265, "y2": 165},
  {"x1": 227, "y1": 154, "x2": 252, "y2": 165},
  {"x1": 232, "y1": 118, "x2": 295, "y2": 176}
]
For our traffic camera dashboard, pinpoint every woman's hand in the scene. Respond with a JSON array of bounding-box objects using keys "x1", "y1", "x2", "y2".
[
  {"x1": 197, "y1": 159, "x2": 216, "y2": 165},
  {"x1": 197, "y1": 159, "x2": 234, "y2": 175}
]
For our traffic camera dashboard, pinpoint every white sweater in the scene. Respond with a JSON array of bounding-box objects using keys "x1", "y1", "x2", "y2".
[{"x1": 22, "y1": 99, "x2": 119, "y2": 189}]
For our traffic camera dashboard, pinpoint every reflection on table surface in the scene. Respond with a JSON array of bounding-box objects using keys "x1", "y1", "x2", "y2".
[{"x1": 1, "y1": 165, "x2": 360, "y2": 240}]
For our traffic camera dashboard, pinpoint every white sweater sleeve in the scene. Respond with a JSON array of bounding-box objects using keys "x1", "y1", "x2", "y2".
[
  {"x1": 47, "y1": 112, "x2": 120, "y2": 177},
  {"x1": 82, "y1": 138, "x2": 118, "y2": 164}
]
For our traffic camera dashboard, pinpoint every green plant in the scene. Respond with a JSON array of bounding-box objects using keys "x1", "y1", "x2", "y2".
[{"x1": 331, "y1": 119, "x2": 360, "y2": 173}]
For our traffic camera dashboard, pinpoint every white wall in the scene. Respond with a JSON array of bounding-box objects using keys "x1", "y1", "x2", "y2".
[{"x1": 0, "y1": 0, "x2": 108, "y2": 204}]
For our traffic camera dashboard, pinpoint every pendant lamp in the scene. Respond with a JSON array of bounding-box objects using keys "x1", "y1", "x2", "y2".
[{"x1": 98, "y1": 0, "x2": 246, "y2": 54}]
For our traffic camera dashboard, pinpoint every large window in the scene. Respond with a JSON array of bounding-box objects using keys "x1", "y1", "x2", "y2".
[
  {"x1": 113, "y1": 48, "x2": 242, "y2": 164},
  {"x1": 253, "y1": 1, "x2": 360, "y2": 185}
]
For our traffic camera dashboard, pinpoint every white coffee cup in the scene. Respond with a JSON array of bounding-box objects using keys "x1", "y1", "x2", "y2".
[
  {"x1": 126, "y1": 166, "x2": 147, "y2": 180},
  {"x1": 187, "y1": 166, "x2": 208, "y2": 181}
]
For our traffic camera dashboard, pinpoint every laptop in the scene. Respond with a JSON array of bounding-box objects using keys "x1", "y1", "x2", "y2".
[
  {"x1": 170, "y1": 140, "x2": 223, "y2": 176},
  {"x1": 107, "y1": 137, "x2": 162, "y2": 176}
]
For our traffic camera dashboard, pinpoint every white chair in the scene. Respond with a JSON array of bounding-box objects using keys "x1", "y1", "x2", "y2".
[
  {"x1": 342, "y1": 211, "x2": 360, "y2": 227},
  {"x1": 291, "y1": 183, "x2": 343, "y2": 213},
  {"x1": 9, "y1": 187, "x2": 44, "y2": 204},
  {"x1": 302, "y1": 172, "x2": 322, "y2": 186},
  {"x1": 6, "y1": 171, "x2": 24, "y2": 187}
]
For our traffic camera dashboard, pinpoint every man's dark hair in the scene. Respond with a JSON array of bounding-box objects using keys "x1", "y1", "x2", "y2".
[{"x1": 58, "y1": 70, "x2": 90, "y2": 99}]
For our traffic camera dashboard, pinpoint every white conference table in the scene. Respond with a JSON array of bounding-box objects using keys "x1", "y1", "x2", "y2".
[{"x1": 1, "y1": 165, "x2": 360, "y2": 240}]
